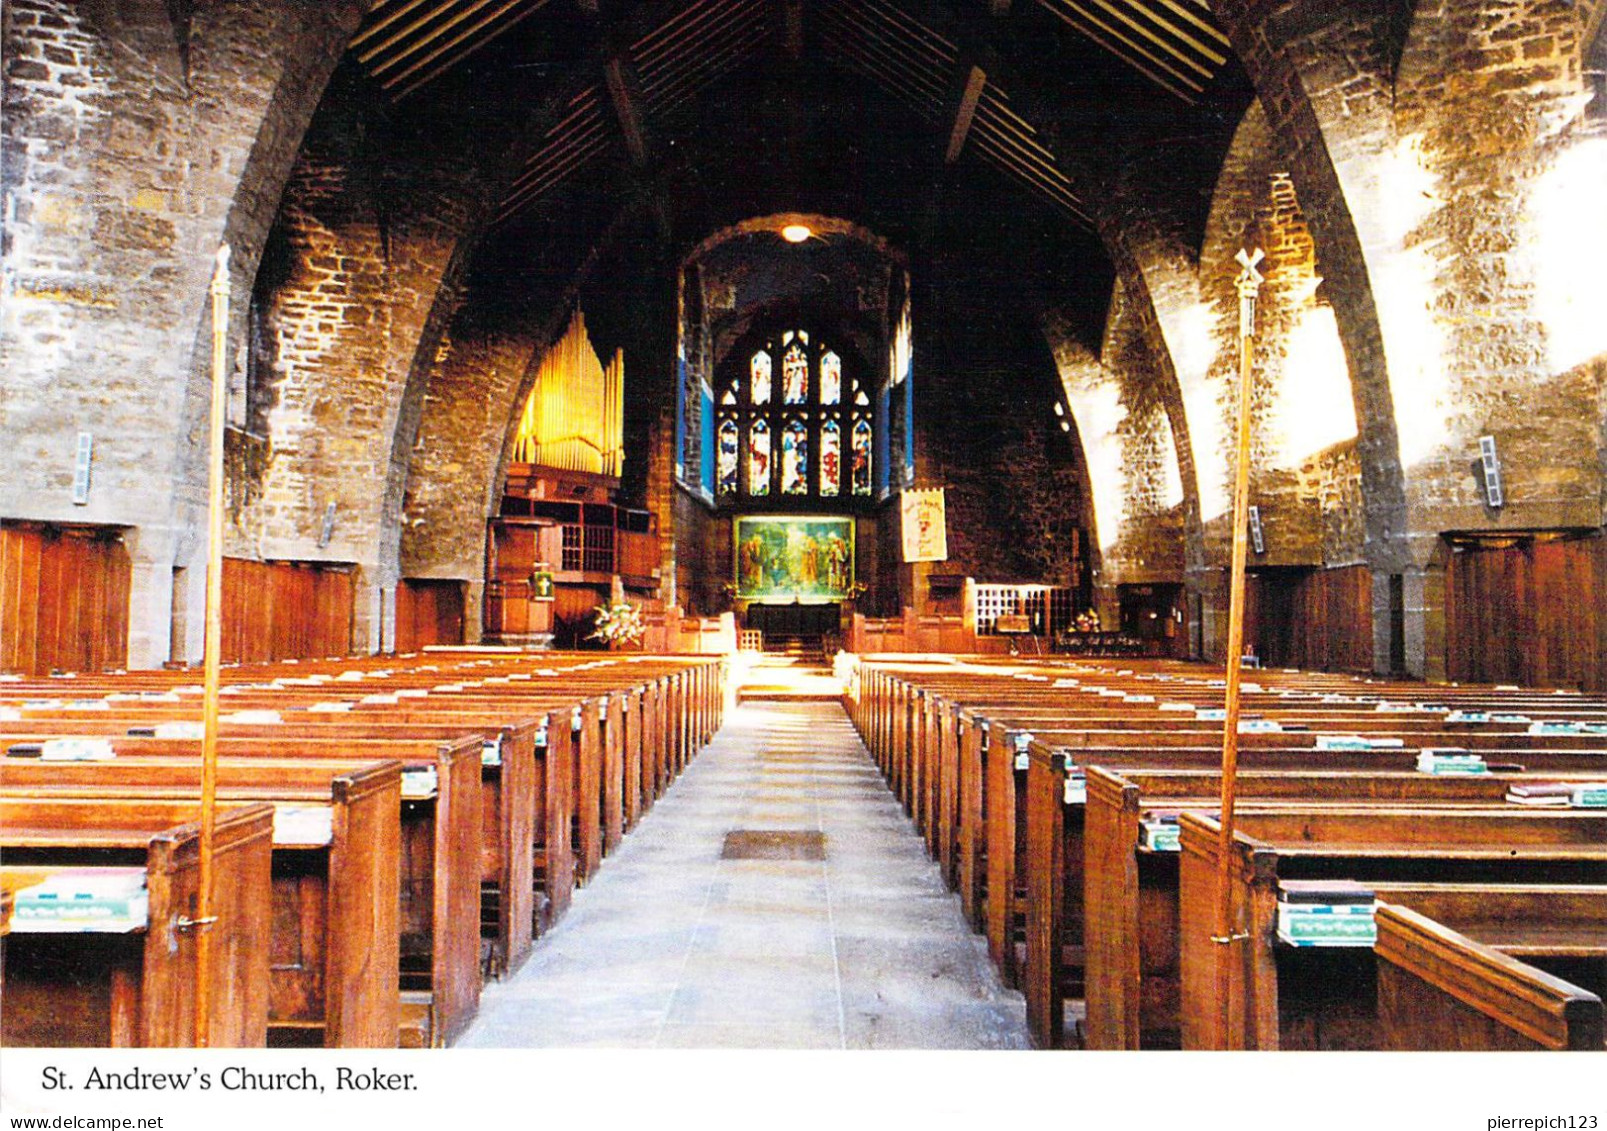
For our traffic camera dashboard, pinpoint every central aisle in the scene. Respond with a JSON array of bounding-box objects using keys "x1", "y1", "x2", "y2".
[{"x1": 458, "y1": 697, "x2": 1029, "y2": 1049}]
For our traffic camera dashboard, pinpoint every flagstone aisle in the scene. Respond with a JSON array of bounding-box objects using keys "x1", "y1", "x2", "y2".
[{"x1": 457, "y1": 694, "x2": 1029, "y2": 1049}]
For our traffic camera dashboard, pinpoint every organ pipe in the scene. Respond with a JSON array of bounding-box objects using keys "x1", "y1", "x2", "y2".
[{"x1": 512, "y1": 309, "x2": 625, "y2": 477}]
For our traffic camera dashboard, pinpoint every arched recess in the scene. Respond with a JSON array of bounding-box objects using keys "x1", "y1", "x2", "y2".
[
  {"x1": 1191, "y1": 105, "x2": 1364, "y2": 563},
  {"x1": 396, "y1": 203, "x2": 658, "y2": 636},
  {"x1": 232, "y1": 71, "x2": 501, "y2": 651},
  {"x1": 0, "y1": 0, "x2": 367, "y2": 666},
  {"x1": 1212, "y1": 0, "x2": 1606, "y2": 675},
  {"x1": 1043, "y1": 276, "x2": 1191, "y2": 638},
  {"x1": 1207, "y1": 0, "x2": 1412, "y2": 583}
]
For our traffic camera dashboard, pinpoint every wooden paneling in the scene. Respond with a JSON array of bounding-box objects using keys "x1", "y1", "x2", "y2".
[
  {"x1": 551, "y1": 584, "x2": 607, "y2": 648},
  {"x1": 1446, "y1": 532, "x2": 1606, "y2": 692},
  {"x1": 1250, "y1": 565, "x2": 1372, "y2": 673},
  {"x1": 396, "y1": 579, "x2": 466, "y2": 653},
  {"x1": 0, "y1": 523, "x2": 130, "y2": 676},
  {"x1": 616, "y1": 530, "x2": 659, "y2": 581},
  {"x1": 221, "y1": 559, "x2": 354, "y2": 664}
]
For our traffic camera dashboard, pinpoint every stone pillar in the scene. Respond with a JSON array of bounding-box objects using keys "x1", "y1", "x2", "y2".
[{"x1": 462, "y1": 578, "x2": 486, "y2": 645}]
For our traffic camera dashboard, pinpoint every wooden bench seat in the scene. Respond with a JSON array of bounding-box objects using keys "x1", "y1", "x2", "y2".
[
  {"x1": 1, "y1": 757, "x2": 402, "y2": 1046},
  {"x1": 1069, "y1": 764, "x2": 1607, "y2": 1050},
  {"x1": 846, "y1": 655, "x2": 1607, "y2": 1053},
  {"x1": 0, "y1": 797, "x2": 274, "y2": 1047},
  {"x1": 3, "y1": 731, "x2": 484, "y2": 1047},
  {"x1": 1374, "y1": 903, "x2": 1604, "y2": 1051},
  {"x1": 1176, "y1": 807, "x2": 1607, "y2": 1050}
]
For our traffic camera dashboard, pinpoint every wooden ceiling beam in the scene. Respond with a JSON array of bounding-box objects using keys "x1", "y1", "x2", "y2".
[
  {"x1": 778, "y1": 0, "x2": 804, "y2": 60},
  {"x1": 907, "y1": 0, "x2": 1095, "y2": 222},
  {"x1": 491, "y1": 0, "x2": 695, "y2": 225},
  {"x1": 603, "y1": 55, "x2": 649, "y2": 166},
  {"x1": 640, "y1": 3, "x2": 763, "y2": 95},
  {"x1": 944, "y1": 64, "x2": 988, "y2": 163}
]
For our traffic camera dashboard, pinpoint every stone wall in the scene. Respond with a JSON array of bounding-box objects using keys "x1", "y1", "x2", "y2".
[{"x1": 1, "y1": 0, "x2": 365, "y2": 665}]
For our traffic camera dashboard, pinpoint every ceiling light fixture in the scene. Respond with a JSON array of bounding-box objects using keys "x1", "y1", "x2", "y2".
[{"x1": 780, "y1": 223, "x2": 813, "y2": 244}]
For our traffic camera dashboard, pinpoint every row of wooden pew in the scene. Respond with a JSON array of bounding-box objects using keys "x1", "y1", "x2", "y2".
[
  {"x1": 0, "y1": 649, "x2": 727, "y2": 1047},
  {"x1": 844, "y1": 655, "x2": 1607, "y2": 1051}
]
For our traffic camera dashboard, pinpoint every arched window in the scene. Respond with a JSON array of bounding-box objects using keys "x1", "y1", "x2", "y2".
[{"x1": 716, "y1": 329, "x2": 872, "y2": 501}]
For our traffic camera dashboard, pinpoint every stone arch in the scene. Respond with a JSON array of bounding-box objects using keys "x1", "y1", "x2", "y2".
[
  {"x1": 0, "y1": 0, "x2": 366, "y2": 665},
  {"x1": 1208, "y1": 0, "x2": 1412, "y2": 583}
]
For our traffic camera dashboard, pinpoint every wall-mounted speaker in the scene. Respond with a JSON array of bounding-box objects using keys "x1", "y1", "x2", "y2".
[
  {"x1": 1248, "y1": 505, "x2": 1265, "y2": 555},
  {"x1": 1478, "y1": 435, "x2": 1503, "y2": 508}
]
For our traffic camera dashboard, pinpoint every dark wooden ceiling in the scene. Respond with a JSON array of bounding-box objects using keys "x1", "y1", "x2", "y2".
[
  {"x1": 350, "y1": 0, "x2": 1241, "y2": 223},
  {"x1": 340, "y1": 0, "x2": 1251, "y2": 351}
]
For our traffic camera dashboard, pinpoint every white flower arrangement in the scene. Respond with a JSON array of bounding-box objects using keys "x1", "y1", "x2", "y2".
[{"x1": 588, "y1": 600, "x2": 646, "y2": 647}]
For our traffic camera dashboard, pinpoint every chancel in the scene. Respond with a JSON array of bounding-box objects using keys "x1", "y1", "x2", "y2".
[{"x1": 1, "y1": 0, "x2": 1605, "y2": 1069}]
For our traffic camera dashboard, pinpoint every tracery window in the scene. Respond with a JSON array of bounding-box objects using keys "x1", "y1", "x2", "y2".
[{"x1": 716, "y1": 329, "x2": 872, "y2": 501}]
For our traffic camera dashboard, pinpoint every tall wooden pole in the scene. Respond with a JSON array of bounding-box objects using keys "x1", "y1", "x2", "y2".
[
  {"x1": 1211, "y1": 246, "x2": 1264, "y2": 1045},
  {"x1": 195, "y1": 244, "x2": 231, "y2": 1047}
]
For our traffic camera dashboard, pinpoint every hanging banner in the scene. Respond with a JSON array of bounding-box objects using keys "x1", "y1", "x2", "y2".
[{"x1": 900, "y1": 487, "x2": 948, "y2": 563}]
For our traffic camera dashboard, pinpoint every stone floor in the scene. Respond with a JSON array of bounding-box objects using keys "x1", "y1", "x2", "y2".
[{"x1": 456, "y1": 692, "x2": 1029, "y2": 1050}]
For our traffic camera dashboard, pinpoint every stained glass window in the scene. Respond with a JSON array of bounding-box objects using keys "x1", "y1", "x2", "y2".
[
  {"x1": 748, "y1": 418, "x2": 771, "y2": 495},
  {"x1": 717, "y1": 417, "x2": 739, "y2": 495},
  {"x1": 820, "y1": 351, "x2": 841, "y2": 405},
  {"x1": 716, "y1": 329, "x2": 874, "y2": 504},
  {"x1": 782, "y1": 341, "x2": 808, "y2": 404},
  {"x1": 782, "y1": 417, "x2": 808, "y2": 494},
  {"x1": 852, "y1": 417, "x2": 872, "y2": 495},
  {"x1": 820, "y1": 418, "x2": 841, "y2": 496},
  {"x1": 751, "y1": 351, "x2": 772, "y2": 405}
]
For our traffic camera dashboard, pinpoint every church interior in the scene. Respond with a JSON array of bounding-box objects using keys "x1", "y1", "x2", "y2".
[{"x1": 2, "y1": 0, "x2": 1606, "y2": 1062}]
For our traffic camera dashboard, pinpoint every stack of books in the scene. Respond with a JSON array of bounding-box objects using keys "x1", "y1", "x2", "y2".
[
  {"x1": 37, "y1": 738, "x2": 117, "y2": 761},
  {"x1": 481, "y1": 736, "x2": 503, "y2": 766},
  {"x1": 1062, "y1": 766, "x2": 1087, "y2": 805},
  {"x1": 1416, "y1": 748, "x2": 1488, "y2": 774},
  {"x1": 1012, "y1": 733, "x2": 1034, "y2": 771},
  {"x1": 8, "y1": 867, "x2": 149, "y2": 933},
  {"x1": 1506, "y1": 781, "x2": 1607, "y2": 807},
  {"x1": 1238, "y1": 718, "x2": 1282, "y2": 734},
  {"x1": 1316, "y1": 734, "x2": 1404, "y2": 751},
  {"x1": 1526, "y1": 720, "x2": 1588, "y2": 736},
  {"x1": 1138, "y1": 813, "x2": 1181, "y2": 852},
  {"x1": 272, "y1": 805, "x2": 335, "y2": 846},
  {"x1": 1275, "y1": 880, "x2": 1377, "y2": 947},
  {"x1": 401, "y1": 767, "x2": 439, "y2": 800}
]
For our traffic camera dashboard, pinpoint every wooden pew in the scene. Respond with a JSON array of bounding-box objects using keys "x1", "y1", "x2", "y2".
[
  {"x1": 1177, "y1": 807, "x2": 1607, "y2": 1049},
  {"x1": 1072, "y1": 764, "x2": 1607, "y2": 1050},
  {"x1": 1374, "y1": 903, "x2": 1605, "y2": 1051},
  {"x1": 7, "y1": 714, "x2": 545, "y2": 979},
  {"x1": 3, "y1": 731, "x2": 484, "y2": 1047},
  {"x1": 0, "y1": 652, "x2": 727, "y2": 955},
  {"x1": 1, "y1": 798, "x2": 273, "y2": 1046},
  {"x1": 1, "y1": 757, "x2": 401, "y2": 1047}
]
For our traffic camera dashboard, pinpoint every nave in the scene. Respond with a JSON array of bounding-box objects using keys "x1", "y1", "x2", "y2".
[{"x1": 460, "y1": 686, "x2": 1029, "y2": 1050}]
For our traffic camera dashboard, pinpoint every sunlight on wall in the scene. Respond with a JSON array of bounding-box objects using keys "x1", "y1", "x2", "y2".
[
  {"x1": 1182, "y1": 372, "x2": 1229, "y2": 523},
  {"x1": 1528, "y1": 137, "x2": 1607, "y2": 375},
  {"x1": 1371, "y1": 134, "x2": 1452, "y2": 469},
  {"x1": 1160, "y1": 297, "x2": 1226, "y2": 521},
  {"x1": 1156, "y1": 410, "x2": 1185, "y2": 509},
  {"x1": 1273, "y1": 304, "x2": 1358, "y2": 466},
  {"x1": 1165, "y1": 297, "x2": 1221, "y2": 387},
  {"x1": 1063, "y1": 376, "x2": 1129, "y2": 551}
]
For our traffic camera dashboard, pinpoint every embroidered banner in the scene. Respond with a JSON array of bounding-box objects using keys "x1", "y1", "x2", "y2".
[{"x1": 901, "y1": 488, "x2": 948, "y2": 563}]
